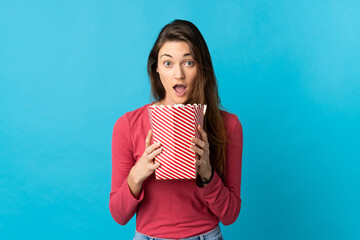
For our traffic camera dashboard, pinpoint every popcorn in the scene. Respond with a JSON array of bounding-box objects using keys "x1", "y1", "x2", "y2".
[{"x1": 148, "y1": 104, "x2": 207, "y2": 180}]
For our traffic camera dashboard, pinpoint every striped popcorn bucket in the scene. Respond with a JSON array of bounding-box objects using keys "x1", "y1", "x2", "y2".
[{"x1": 148, "y1": 104, "x2": 207, "y2": 180}]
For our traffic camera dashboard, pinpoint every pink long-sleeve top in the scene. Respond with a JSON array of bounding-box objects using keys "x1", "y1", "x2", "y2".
[{"x1": 109, "y1": 102, "x2": 243, "y2": 239}]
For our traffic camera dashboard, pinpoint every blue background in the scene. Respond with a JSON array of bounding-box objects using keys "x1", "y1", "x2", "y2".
[{"x1": 1, "y1": 1, "x2": 359, "y2": 239}]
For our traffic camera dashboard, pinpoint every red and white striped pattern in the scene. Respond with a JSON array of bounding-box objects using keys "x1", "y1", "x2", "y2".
[{"x1": 148, "y1": 104, "x2": 207, "y2": 180}]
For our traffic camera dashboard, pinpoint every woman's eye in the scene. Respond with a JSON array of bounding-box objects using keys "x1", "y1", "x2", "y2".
[
  {"x1": 164, "y1": 61, "x2": 172, "y2": 67},
  {"x1": 185, "y1": 60, "x2": 194, "y2": 66}
]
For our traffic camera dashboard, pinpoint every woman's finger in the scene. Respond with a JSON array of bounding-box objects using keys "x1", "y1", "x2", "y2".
[
  {"x1": 149, "y1": 162, "x2": 161, "y2": 170},
  {"x1": 146, "y1": 141, "x2": 161, "y2": 155},
  {"x1": 191, "y1": 137, "x2": 205, "y2": 149},
  {"x1": 145, "y1": 130, "x2": 152, "y2": 149},
  {"x1": 197, "y1": 125, "x2": 208, "y2": 142},
  {"x1": 191, "y1": 145, "x2": 204, "y2": 156},
  {"x1": 147, "y1": 146, "x2": 162, "y2": 161}
]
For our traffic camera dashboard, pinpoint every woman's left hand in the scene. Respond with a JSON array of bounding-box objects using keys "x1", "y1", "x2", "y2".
[{"x1": 190, "y1": 125, "x2": 212, "y2": 182}]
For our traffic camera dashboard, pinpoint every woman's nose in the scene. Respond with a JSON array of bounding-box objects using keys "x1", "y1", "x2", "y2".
[{"x1": 174, "y1": 64, "x2": 185, "y2": 79}]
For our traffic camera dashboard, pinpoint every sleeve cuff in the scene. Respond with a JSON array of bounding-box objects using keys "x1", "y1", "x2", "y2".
[
  {"x1": 124, "y1": 179, "x2": 144, "y2": 203},
  {"x1": 196, "y1": 170, "x2": 222, "y2": 196}
]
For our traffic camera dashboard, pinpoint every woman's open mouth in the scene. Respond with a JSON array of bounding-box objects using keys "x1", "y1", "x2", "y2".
[{"x1": 173, "y1": 84, "x2": 187, "y2": 97}]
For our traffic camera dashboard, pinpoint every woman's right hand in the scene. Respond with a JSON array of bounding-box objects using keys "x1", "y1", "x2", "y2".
[{"x1": 127, "y1": 130, "x2": 162, "y2": 198}]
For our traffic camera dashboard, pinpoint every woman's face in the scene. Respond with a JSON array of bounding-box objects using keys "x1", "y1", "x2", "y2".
[{"x1": 156, "y1": 41, "x2": 197, "y2": 105}]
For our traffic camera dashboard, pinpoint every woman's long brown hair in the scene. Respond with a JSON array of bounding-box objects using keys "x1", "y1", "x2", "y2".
[{"x1": 147, "y1": 19, "x2": 227, "y2": 178}]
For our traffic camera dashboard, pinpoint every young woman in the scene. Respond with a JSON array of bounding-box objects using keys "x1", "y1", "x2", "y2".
[{"x1": 109, "y1": 19, "x2": 243, "y2": 240}]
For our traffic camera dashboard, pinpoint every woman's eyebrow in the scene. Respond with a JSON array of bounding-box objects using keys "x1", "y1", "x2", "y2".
[{"x1": 160, "y1": 53, "x2": 192, "y2": 58}]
